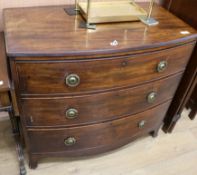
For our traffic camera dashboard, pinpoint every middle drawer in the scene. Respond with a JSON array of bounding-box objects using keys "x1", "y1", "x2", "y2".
[{"x1": 21, "y1": 73, "x2": 182, "y2": 127}]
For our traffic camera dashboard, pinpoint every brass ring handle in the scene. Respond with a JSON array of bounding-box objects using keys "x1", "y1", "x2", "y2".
[
  {"x1": 157, "y1": 61, "x2": 168, "y2": 73},
  {"x1": 64, "y1": 137, "x2": 76, "y2": 146},
  {"x1": 147, "y1": 92, "x2": 157, "y2": 103},
  {"x1": 138, "y1": 120, "x2": 146, "y2": 128},
  {"x1": 66, "y1": 108, "x2": 78, "y2": 119},
  {"x1": 65, "y1": 74, "x2": 80, "y2": 87}
]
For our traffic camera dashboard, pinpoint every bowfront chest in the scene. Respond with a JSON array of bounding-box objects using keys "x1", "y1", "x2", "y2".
[{"x1": 3, "y1": 3, "x2": 197, "y2": 168}]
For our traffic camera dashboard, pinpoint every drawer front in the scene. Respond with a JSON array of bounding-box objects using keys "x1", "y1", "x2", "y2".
[
  {"x1": 22, "y1": 73, "x2": 182, "y2": 127},
  {"x1": 28, "y1": 101, "x2": 171, "y2": 154},
  {"x1": 16, "y1": 43, "x2": 194, "y2": 95}
]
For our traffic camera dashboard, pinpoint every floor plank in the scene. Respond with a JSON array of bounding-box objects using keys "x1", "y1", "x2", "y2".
[{"x1": 127, "y1": 150, "x2": 197, "y2": 175}]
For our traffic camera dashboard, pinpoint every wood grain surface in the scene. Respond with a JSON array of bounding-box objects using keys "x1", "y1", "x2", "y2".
[
  {"x1": 15, "y1": 42, "x2": 194, "y2": 96},
  {"x1": 3, "y1": 3, "x2": 196, "y2": 169},
  {"x1": 21, "y1": 73, "x2": 182, "y2": 127},
  {"x1": 161, "y1": 0, "x2": 197, "y2": 132},
  {"x1": 0, "y1": 32, "x2": 9, "y2": 92},
  {"x1": 28, "y1": 101, "x2": 171, "y2": 155},
  {"x1": 0, "y1": 0, "x2": 156, "y2": 31},
  {"x1": 0, "y1": 109, "x2": 196, "y2": 175},
  {"x1": 3, "y1": 3, "x2": 197, "y2": 57}
]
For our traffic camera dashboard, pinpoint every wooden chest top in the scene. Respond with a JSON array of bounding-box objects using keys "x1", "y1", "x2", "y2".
[{"x1": 3, "y1": 3, "x2": 197, "y2": 58}]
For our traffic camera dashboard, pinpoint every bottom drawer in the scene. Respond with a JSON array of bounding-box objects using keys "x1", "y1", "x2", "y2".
[{"x1": 28, "y1": 101, "x2": 171, "y2": 155}]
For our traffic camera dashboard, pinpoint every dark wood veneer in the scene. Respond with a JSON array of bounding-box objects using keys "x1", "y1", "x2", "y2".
[
  {"x1": 0, "y1": 32, "x2": 26, "y2": 175},
  {"x1": 0, "y1": 33, "x2": 9, "y2": 92},
  {"x1": 2, "y1": 3, "x2": 197, "y2": 169},
  {"x1": 16, "y1": 43, "x2": 194, "y2": 96},
  {"x1": 162, "y1": 0, "x2": 197, "y2": 131},
  {"x1": 28, "y1": 102, "x2": 171, "y2": 154},
  {"x1": 22, "y1": 73, "x2": 182, "y2": 127},
  {"x1": 186, "y1": 81, "x2": 197, "y2": 120},
  {"x1": 3, "y1": 4, "x2": 197, "y2": 58}
]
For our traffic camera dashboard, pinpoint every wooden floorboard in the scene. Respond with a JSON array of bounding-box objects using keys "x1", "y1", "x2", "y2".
[{"x1": 0, "y1": 109, "x2": 196, "y2": 175}]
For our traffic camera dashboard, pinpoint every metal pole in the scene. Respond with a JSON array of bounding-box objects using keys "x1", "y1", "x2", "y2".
[
  {"x1": 139, "y1": 0, "x2": 158, "y2": 26},
  {"x1": 147, "y1": 0, "x2": 155, "y2": 19},
  {"x1": 86, "y1": 0, "x2": 91, "y2": 24},
  {"x1": 75, "y1": 0, "x2": 79, "y2": 11}
]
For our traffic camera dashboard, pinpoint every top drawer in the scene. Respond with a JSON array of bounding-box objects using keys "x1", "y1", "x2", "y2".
[{"x1": 16, "y1": 43, "x2": 194, "y2": 95}]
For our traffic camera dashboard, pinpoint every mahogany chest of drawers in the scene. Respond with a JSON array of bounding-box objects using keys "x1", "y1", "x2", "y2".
[{"x1": 2, "y1": 3, "x2": 197, "y2": 169}]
